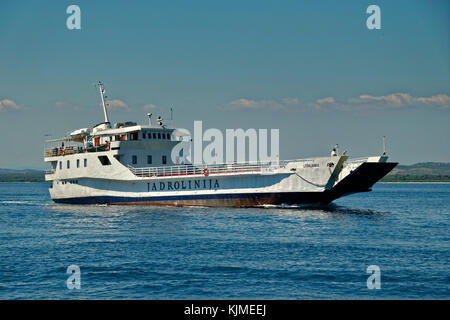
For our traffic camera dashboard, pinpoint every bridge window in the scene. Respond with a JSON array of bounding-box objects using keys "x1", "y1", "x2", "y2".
[
  {"x1": 153, "y1": 133, "x2": 156, "y2": 139},
  {"x1": 147, "y1": 155, "x2": 152, "y2": 165},
  {"x1": 98, "y1": 156, "x2": 111, "y2": 166},
  {"x1": 77, "y1": 159, "x2": 80, "y2": 168},
  {"x1": 59, "y1": 161, "x2": 62, "y2": 170},
  {"x1": 67, "y1": 160, "x2": 70, "y2": 169},
  {"x1": 162, "y1": 133, "x2": 166, "y2": 139},
  {"x1": 132, "y1": 155, "x2": 137, "y2": 164},
  {"x1": 142, "y1": 132, "x2": 146, "y2": 139},
  {"x1": 158, "y1": 133, "x2": 161, "y2": 139},
  {"x1": 84, "y1": 158, "x2": 87, "y2": 167},
  {"x1": 162, "y1": 155, "x2": 167, "y2": 165},
  {"x1": 130, "y1": 132, "x2": 138, "y2": 140}
]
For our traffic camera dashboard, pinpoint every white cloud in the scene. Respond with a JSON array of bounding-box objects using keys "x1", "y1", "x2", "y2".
[
  {"x1": 348, "y1": 93, "x2": 413, "y2": 107},
  {"x1": 105, "y1": 99, "x2": 129, "y2": 110},
  {"x1": 316, "y1": 97, "x2": 335, "y2": 105},
  {"x1": 347, "y1": 93, "x2": 450, "y2": 109},
  {"x1": 221, "y1": 93, "x2": 450, "y2": 112},
  {"x1": 54, "y1": 101, "x2": 84, "y2": 111},
  {"x1": 0, "y1": 99, "x2": 21, "y2": 112},
  {"x1": 281, "y1": 98, "x2": 300, "y2": 105},
  {"x1": 222, "y1": 98, "x2": 299, "y2": 111},
  {"x1": 416, "y1": 94, "x2": 450, "y2": 106},
  {"x1": 142, "y1": 103, "x2": 158, "y2": 111},
  {"x1": 226, "y1": 98, "x2": 260, "y2": 110}
]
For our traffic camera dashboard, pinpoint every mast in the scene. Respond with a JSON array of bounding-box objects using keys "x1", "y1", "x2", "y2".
[{"x1": 97, "y1": 81, "x2": 110, "y2": 125}]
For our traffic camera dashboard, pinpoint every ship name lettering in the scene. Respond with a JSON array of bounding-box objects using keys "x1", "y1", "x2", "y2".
[
  {"x1": 150, "y1": 179, "x2": 220, "y2": 191},
  {"x1": 304, "y1": 163, "x2": 319, "y2": 168}
]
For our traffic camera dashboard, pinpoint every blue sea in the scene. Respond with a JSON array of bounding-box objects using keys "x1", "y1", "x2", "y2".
[{"x1": 0, "y1": 182, "x2": 448, "y2": 299}]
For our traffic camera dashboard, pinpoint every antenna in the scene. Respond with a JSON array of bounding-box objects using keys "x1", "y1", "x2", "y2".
[
  {"x1": 382, "y1": 136, "x2": 386, "y2": 155},
  {"x1": 147, "y1": 113, "x2": 153, "y2": 126},
  {"x1": 96, "y1": 81, "x2": 110, "y2": 125}
]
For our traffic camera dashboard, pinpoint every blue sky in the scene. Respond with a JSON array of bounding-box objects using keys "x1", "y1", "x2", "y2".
[{"x1": 0, "y1": 0, "x2": 449, "y2": 168}]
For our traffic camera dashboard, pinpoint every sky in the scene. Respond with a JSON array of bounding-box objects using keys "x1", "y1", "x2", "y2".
[{"x1": 0, "y1": 0, "x2": 449, "y2": 169}]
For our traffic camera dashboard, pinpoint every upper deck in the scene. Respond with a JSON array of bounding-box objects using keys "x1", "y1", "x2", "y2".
[{"x1": 44, "y1": 124, "x2": 178, "y2": 158}]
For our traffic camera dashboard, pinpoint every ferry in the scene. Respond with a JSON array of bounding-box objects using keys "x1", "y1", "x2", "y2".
[{"x1": 44, "y1": 82, "x2": 396, "y2": 207}]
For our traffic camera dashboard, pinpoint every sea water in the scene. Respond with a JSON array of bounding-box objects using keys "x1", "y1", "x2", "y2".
[{"x1": 0, "y1": 182, "x2": 448, "y2": 299}]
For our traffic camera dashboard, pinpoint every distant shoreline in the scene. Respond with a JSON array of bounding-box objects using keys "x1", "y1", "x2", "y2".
[{"x1": 0, "y1": 181, "x2": 48, "y2": 183}]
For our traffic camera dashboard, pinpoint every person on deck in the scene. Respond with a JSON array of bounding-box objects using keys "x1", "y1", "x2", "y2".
[{"x1": 331, "y1": 148, "x2": 337, "y2": 156}]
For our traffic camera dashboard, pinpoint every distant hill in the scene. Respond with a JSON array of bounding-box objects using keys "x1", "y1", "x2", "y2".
[
  {"x1": 0, "y1": 168, "x2": 44, "y2": 174},
  {"x1": 0, "y1": 169, "x2": 45, "y2": 182},
  {"x1": 383, "y1": 162, "x2": 450, "y2": 182}
]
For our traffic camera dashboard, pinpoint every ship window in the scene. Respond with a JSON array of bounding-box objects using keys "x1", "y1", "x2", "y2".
[
  {"x1": 130, "y1": 132, "x2": 138, "y2": 141},
  {"x1": 77, "y1": 159, "x2": 80, "y2": 168},
  {"x1": 142, "y1": 132, "x2": 146, "y2": 139},
  {"x1": 162, "y1": 155, "x2": 167, "y2": 165},
  {"x1": 148, "y1": 132, "x2": 152, "y2": 139},
  {"x1": 147, "y1": 155, "x2": 152, "y2": 164},
  {"x1": 158, "y1": 133, "x2": 161, "y2": 139},
  {"x1": 59, "y1": 161, "x2": 62, "y2": 170},
  {"x1": 167, "y1": 133, "x2": 171, "y2": 140},
  {"x1": 132, "y1": 155, "x2": 137, "y2": 164},
  {"x1": 153, "y1": 133, "x2": 156, "y2": 139},
  {"x1": 98, "y1": 156, "x2": 111, "y2": 166},
  {"x1": 84, "y1": 158, "x2": 87, "y2": 167},
  {"x1": 67, "y1": 160, "x2": 70, "y2": 169},
  {"x1": 162, "y1": 133, "x2": 166, "y2": 139}
]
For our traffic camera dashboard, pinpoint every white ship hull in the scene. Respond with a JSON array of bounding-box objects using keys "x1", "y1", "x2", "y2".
[{"x1": 46, "y1": 155, "x2": 349, "y2": 207}]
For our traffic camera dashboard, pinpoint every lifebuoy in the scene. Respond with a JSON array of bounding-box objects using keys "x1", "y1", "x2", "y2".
[
  {"x1": 105, "y1": 143, "x2": 110, "y2": 151},
  {"x1": 203, "y1": 168, "x2": 209, "y2": 176},
  {"x1": 61, "y1": 149, "x2": 65, "y2": 156}
]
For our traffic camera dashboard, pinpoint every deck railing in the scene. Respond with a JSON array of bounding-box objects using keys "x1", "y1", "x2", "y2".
[
  {"x1": 44, "y1": 145, "x2": 109, "y2": 157},
  {"x1": 345, "y1": 157, "x2": 369, "y2": 165},
  {"x1": 126, "y1": 159, "x2": 317, "y2": 178}
]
